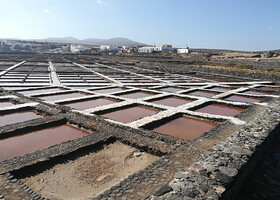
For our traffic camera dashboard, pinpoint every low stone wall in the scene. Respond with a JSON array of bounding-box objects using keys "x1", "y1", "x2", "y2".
[
  {"x1": 210, "y1": 58, "x2": 280, "y2": 71},
  {"x1": 187, "y1": 65, "x2": 280, "y2": 82},
  {"x1": 138, "y1": 62, "x2": 280, "y2": 82},
  {"x1": 147, "y1": 98, "x2": 280, "y2": 199}
]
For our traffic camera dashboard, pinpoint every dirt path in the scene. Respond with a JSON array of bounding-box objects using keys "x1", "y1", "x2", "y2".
[{"x1": 22, "y1": 141, "x2": 159, "y2": 200}]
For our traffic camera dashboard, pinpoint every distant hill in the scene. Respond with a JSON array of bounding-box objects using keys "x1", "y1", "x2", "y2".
[{"x1": 36, "y1": 37, "x2": 147, "y2": 46}]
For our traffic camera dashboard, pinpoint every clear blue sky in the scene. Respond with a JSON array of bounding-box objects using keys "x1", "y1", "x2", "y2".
[{"x1": 0, "y1": 0, "x2": 279, "y2": 51}]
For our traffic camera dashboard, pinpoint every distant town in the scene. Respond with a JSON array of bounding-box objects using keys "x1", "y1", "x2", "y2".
[{"x1": 0, "y1": 39, "x2": 190, "y2": 55}]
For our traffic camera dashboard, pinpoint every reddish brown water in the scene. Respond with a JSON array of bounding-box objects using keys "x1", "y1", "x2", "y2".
[
  {"x1": 0, "y1": 111, "x2": 42, "y2": 126},
  {"x1": 1, "y1": 87, "x2": 34, "y2": 91},
  {"x1": 159, "y1": 87, "x2": 182, "y2": 93},
  {"x1": 242, "y1": 90, "x2": 269, "y2": 95},
  {"x1": 225, "y1": 95, "x2": 261, "y2": 103},
  {"x1": 187, "y1": 90, "x2": 218, "y2": 98},
  {"x1": 194, "y1": 104, "x2": 244, "y2": 116},
  {"x1": 259, "y1": 86, "x2": 279, "y2": 91},
  {"x1": 0, "y1": 125, "x2": 88, "y2": 162},
  {"x1": 92, "y1": 87, "x2": 125, "y2": 94},
  {"x1": 119, "y1": 92, "x2": 154, "y2": 99},
  {"x1": 230, "y1": 84, "x2": 249, "y2": 87},
  {"x1": 179, "y1": 85, "x2": 201, "y2": 89},
  {"x1": 0, "y1": 101, "x2": 14, "y2": 107},
  {"x1": 152, "y1": 116, "x2": 217, "y2": 140},
  {"x1": 86, "y1": 80, "x2": 108, "y2": 83},
  {"x1": 150, "y1": 97, "x2": 192, "y2": 107},
  {"x1": 63, "y1": 98, "x2": 119, "y2": 110},
  {"x1": 60, "y1": 80, "x2": 85, "y2": 83},
  {"x1": 19, "y1": 88, "x2": 65, "y2": 95},
  {"x1": 24, "y1": 80, "x2": 50, "y2": 83},
  {"x1": 0, "y1": 80, "x2": 22, "y2": 83},
  {"x1": 101, "y1": 106, "x2": 158, "y2": 123},
  {"x1": 71, "y1": 86, "x2": 95, "y2": 89},
  {"x1": 59, "y1": 76, "x2": 82, "y2": 79},
  {"x1": 39, "y1": 92, "x2": 88, "y2": 101},
  {"x1": 211, "y1": 87, "x2": 233, "y2": 92},
  {"x1": 137, "y1": 80, "x2": 158, "y2": 83},
  {"x1": 120, "y1": 80, "x2": 138, "y2": 83}
]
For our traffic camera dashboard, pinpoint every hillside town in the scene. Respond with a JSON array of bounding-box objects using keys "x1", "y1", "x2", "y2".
[{"x1": 0, "y1": 39, "x2": 190, "y2": 55}]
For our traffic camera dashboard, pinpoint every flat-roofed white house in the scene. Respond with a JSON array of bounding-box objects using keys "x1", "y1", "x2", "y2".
[
  {"x1": 177, "y1": 47, "x2": 190, "y2": 54},
  {"x1": 138, "y1": 47, "x2": 154, "y2": 53},
  {"x1": 154, "y1": 44, "x2": 173, "y2": 52}
]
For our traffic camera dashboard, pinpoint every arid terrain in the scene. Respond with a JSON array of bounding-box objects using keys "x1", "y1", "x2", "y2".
[{"x1": 0, "y1": 53, "x2": 279, "y2": 200}]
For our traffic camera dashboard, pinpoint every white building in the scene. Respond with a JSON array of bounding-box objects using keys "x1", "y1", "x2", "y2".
[
  {"x1": 100, "y1": 45, "x2": 110, "y2": 51},
  {"x1": 177, "y1": 47, "x2": 190, "y2": 54},
  {"x1": 138, "y1": 47, "x2": 154, "y2": 53},
  {"x1": 128, "y1": 44, "x2": 139, "y2": 53},
  {"x1": 138, "y1": 44, "x2": 173, "y2": 53},
  {"x1": 154, "y1": 44, "x2": 173, "y2": 52},
  {"x1": 47, "y1": 45, "x2": 69, "y2": 54},
  {"x1": 70, "y1": 44, "x2": 86, "y2": 53},
  {"x1": 100, "y1": 45, "x2": 118, "y2": 52}
]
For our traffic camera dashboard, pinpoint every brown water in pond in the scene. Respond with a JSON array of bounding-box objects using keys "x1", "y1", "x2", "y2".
[
  {"x1": 194, "y1": 104, "x2": 244, "y2": 116},
  {"x1": 242, "y1": 90, "x2": 269, "y2": 95},
  {"x1": 0, "y1": 79, "x2": 22, "y2": 82},
  {"x1": 39, "y1": 92, "x2": 88, "y2": 101},
  {"x1": 0, "y1": 111, "x2": 42, "y2": 127},
  {"x1": 187, "y1": 90, "x2": 217, "y2": 98},
  {"x1": 25, "y1": 80, "x2": 50, "y2": 83},
  {"x1": 59, "y1": 77, "x2": 81, "y2": 80},
  {"x1": 150, "y1": 97, "x2": 192, "y2": 107},
  {"x1": 0, "y1": 101, "x2": 14, "y2": 107},
  {"x1": 259, "y1": 86, "x2": 279, "y2": 91},
  {"x1": 230, "y1": 84, "x2": 249, "y2": 87},
  {"x1": 119, "y1": 91, "x2": 153, "y2": 99},
  {"x1": 152, "y1": 116, "x2": 217, "y2": 141},
  {"x1": 0, "y1": 125, "x2": 88, "y2": 162},
  {"x1": 225, "y1": 95, "x2": 261, "y2": 103},
  {"x1": 81, "y1": 76, "x2": 101, "y2": 79},
  {"x1": 101, "y1": 106, "x2": 158, "y2": 123},
  {"x1": 159, "y1": 87, "x2": 182, "y2": 93},
  {"x1": 86, "y1": 80, "x2": 108, "y2": 83},
  {"x1": 64, "y1": 98, "x2": 119, "y2": 110},
  {"x1": 71, "y1": 86, "x2": 94, "y2": 89},
  {"x1": 138, "y1": 80, "x2": 158, "y2": 83},
  {"x1": 60, "y1": 80, "x2": 85, "y2": 83},
  {"x1": 1, "y1": 87, "x2": 35, "y2": 90},
  {"x1": 92, "y1": 88, "x2": 125, "y2": 94},
  {"x1": 19, "y1": 88, "x2": 64, "y2": 95},
  {"x1": 119, "y1": 80, "x2": 138, "y2": 83},
  {"x1": 179, "y1": 85, "x2": 201, "y2": 89},
  {"x1": 211, "y1": 87, "x2": 233, "y2": 92}
]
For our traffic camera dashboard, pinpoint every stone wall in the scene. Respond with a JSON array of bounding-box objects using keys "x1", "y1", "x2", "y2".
[
  {"x1": 147, "y1": 98, "x2": 280, "y2": 200},
  {"x1": 138, "y1": 63, "x2": 280, "y2": 82},
  {"x1": 210, "y1": 58, "x2": 280, "y2": 71}
]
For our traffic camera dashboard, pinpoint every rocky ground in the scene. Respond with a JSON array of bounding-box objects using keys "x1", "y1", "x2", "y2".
[{"x1": 0, "y1": 53, "x2": 279, "y2": 200}]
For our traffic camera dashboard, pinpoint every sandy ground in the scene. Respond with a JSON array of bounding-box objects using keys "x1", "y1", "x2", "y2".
[{"x1": 21, "y1": 141, "x2": 159, "y2": 200}]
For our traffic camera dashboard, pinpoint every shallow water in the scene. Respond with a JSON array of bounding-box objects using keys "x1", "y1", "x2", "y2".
[
  {"x1": 64, "y1": 98, "x2": 118, "y2": 110},
  {"x1": 152, "y1": 116, "x2": 217, "y2": 140},
  {"x1": 150, "y1": 96, "x2": 192, "y2": 107},
  {"x1": 0, "y1": 111, "x2": 42, "y2": 126},
  {"x1": 119, "y1": 91, "x2": 153, "y2": 99},
  {"x1": 194, "y1": 104, "x2": 244, "y2": 117},
  {"x1": 0, "y1": 125, "x2": 88, "y2": 161},
  {"x1": 101, "y1": 106, "x2": 158, "y2": 123}
]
